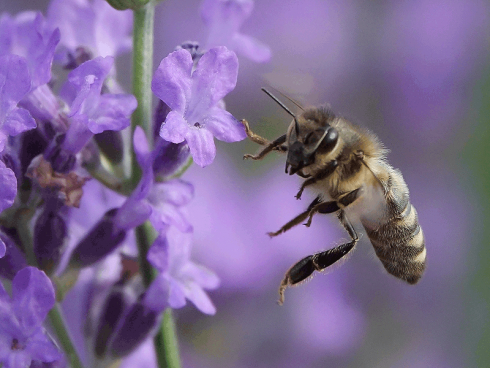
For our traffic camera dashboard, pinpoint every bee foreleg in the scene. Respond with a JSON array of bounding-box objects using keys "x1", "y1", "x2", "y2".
[
  {"x1": 241, "y1": 119, "x2": 270, "y2": 145},
  {"x1": 295, "y1": 160, "x2": 338, "y2": 199},
  {"x1": 278, "y1": 211, "x2": 357, "y2": 305},
  {"x1": 268, "y1": 196, "x2": 322, "y2": 237},
  {"x1": 244, "y1": 134, "x2": 287, "y2": 160}
]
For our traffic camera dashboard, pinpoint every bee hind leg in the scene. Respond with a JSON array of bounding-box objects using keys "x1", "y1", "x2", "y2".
[{"x1": 278, "y1": 211, "x2": 358, "y2": 305}]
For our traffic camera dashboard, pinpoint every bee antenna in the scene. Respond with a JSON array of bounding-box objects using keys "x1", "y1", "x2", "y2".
[
  {"x1": 268, "y1": 86, "x2": 305, "y2": 112},
  {"x1": 261, "y1": 88, "x2": 297, "y2": 119}
]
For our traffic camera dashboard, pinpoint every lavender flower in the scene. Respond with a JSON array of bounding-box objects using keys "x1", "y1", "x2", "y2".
[
  {"x1": 152, "y1": 46, "x2": 246, "y2": 167},
  {"x1": 0, "y1": 54, "x2": 36, "y2": 154},
  {"x1": 0, "y1": 160, "x2": 17, "y2": 216},
  {"x1": 145, "y1": 226, "x2": 220, "y2": 315},
  {"x1": 59, "y1": 56, "x2": 137, "y2": 154},
  {"x1": 0, "y1": 267, "x2": 61, "y2": 367},
  {"x1": 201, "y1": 0, "x2": 271, "y2": 63},
  {"x1": 0, "y1": 11, "x2": 60, "y2": 89},
  {"x1": 47, "y1": 0, "x2": 132, "y2": 61}
]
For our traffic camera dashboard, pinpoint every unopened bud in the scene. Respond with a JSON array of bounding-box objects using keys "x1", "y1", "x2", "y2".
[
  {"x1": 70, "y1": 208, "x2": 126, "y2": 268},
  {"x1": 33, "y1": 197, "x2": 67, "y2": 274}
]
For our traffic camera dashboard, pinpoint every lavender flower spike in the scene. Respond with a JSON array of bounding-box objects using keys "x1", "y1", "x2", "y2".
[
  {"x1": 152, "y1": 46, "x2": 246, "y2": 167},
  {"x1": 0, "y1": 55, "x2": 36, "y2": 153},
  {"x1": 0, "y1": 267, "x2": 61, "y2": 367},
  {"x1": 201, "y1": 0, "x2": 272, "y2": 63}
]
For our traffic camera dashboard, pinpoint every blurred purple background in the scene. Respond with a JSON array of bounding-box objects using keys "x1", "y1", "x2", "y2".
[{"x1": 4, "y1": 0, "x2": 490, "y2": 367}]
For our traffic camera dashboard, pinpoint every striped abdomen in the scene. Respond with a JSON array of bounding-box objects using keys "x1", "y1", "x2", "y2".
[{"x1": 361, "y1": 167, "x2": 426, "y2": 284}]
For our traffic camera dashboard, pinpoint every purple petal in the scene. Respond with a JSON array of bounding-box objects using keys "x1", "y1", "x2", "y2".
[
  {"x1": 231, "y1": 33, "x2": 272, "y2": 63},
  {"x1": 62, "y1": 56, "x2": 113, "y2": 114},
  {"x1": 12, "y1": 267, "x2": 55, "y2": 334},
  {"x1": 6, "y1": 352, "x2": 33, "y2": 368},
  {"x1": 204, "y1": 106, "x2": 246, "y2": 142},
  {"x1": 0, "y1": 55, "x2": 31, "y2": 113},
  {"x1": 62, "y1": 113, "x2": 93, "y2": 154},
  {"x1": 3, "y1": 108, "x2": 36, "y2": 137},
  {"x1": 0, "y1": 161, "x2": 17, "y2": 213},
  {"x1": 185, "y1": 127, "x2": 216, "y2": 167},
  {"x1": 147, "y1": 235, "x2": 169, "y2": 272},
  {"x1": 150, "y1": 205, "x2": 193, "y2": 234},
  {"x1": 183, "y1": 263, "x2": 220, "y2": 290},
  {"x1": 0, "y1": 131, "x2": 5, "y2": 152},
  {"x1": 186, "y1": 47, "x2": 238, "y2": 123},
  {"x1": 26, "y1": 329, "x2": 62, "y2": 362},
  {"x1": 152, "y1": 49, "x2": 193, "y2": 113},
  {"x1": 87, "y1": 93, "x2": 136, "y2": 133},
  {"x1": 133, "y1": 126, "x2": 150, "y2": 169},
  {"x1": 201, "y1": 0, "x2": 254, "y2": 32},
  {"x1": 149, "y1": 180, "x2": 194, "y2": 207},
  {"x1": 159, "y1": 111, "x2": 189, "y2": 143},
  {"x1": 47, "y1": 0, "x2": 132, "y2": 58},
  {"x1": 144, "y1": 274, "x2": 170, "y2": 312},
  {"x1": 0, "y1": 238, "x2": 5, "y2": 258},
  {"x1": 1, "y1": 12, "x2": 59, "y2": 88},
  {"x1": 114, "y1": 199, "x2": 152, "y2": 231},
  {"x1": 168, "y1": 278, "x2": 186, "y2": 309},
  {"x1": 181, "y1": 280, "x2": 216, "y2": 315},
  {"x1": 28, "y1": 13, "x2": 60, "y2": 87}
]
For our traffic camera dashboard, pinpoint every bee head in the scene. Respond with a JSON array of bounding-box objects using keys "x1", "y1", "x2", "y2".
[{"x1": 285, "y1": 121, "x2": 338, "y2": 175}]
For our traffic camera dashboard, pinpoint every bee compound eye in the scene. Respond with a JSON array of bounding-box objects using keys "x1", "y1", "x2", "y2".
[{"x1": 320, "y1": 127, "x2": 338, "y2": 152}]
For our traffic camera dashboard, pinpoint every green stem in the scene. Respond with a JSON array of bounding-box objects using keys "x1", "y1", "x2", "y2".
[
  {"x1": 132, "y1": 4, "x2": 182, "y2": 366},
  {"x1": 48, "y1": 304, "x2": 85, "y2": 368},
  {"x1": 155, "y1": 309, "x2": 182, "y2": 368},
  {"x1": 131, "y1": 0, "x2": 155, "y2": 189}
]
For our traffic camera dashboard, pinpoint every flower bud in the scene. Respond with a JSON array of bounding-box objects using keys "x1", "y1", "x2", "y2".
[
  {"x1": 33, "y1": 197, "x2": 67, "y2": 274},
  {"x1": 93, "y1": 280, "x2": 128, "y2": 358},
  {"x1": 108, "y1": 300, "x2": 158, "y2": 357},
  {"x1": 69, "y1": 208, "x2": 126, "y2": 268}
]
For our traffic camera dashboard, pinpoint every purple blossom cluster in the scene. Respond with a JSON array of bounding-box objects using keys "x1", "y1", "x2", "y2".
[
  {"x1": 0, "y1": 0, "x2": 268, "y2": 366},
  {"x1": 2, "y1": 0, "x2": 484, "y2": 367}
]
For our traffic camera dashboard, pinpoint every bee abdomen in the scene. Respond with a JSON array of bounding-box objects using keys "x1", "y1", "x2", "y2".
[{"x1": 364, "y1": 201, "x2": 426, "y2": 284}]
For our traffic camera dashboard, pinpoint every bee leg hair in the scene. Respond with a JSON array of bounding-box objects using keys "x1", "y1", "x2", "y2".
[
  {"x1": 268, "y1": 196, "x2": 323, "y2": 237},
  {"x1": 295, "y1": 160, "x2": 338, "y2": 199},
  {"x1": 278, "y1": 210, "x2": 358, "y2": 305}
]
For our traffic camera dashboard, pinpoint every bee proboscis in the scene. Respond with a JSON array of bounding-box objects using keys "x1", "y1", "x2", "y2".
[{"x1": 242, "y1": 89, "x2": 426, "y2": 304}]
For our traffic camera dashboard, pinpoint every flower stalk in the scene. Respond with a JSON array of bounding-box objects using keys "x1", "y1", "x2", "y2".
[
  {"x1": 132, "y1": 3, "x2": 183, "y2": 367},
  {"x1": 131, "y1": 0, "x2": 155, "y2": 189}
]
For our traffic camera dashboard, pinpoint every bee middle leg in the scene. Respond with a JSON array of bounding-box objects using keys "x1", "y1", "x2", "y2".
[
  {"x1": 278, "y1": 211, "x2": 358, "y2": 305},
  {"x1": 304, "y1": 187, "x2": 362, "y2": 227},
  {"x1": 268, "y1": 196, "x2": 326, "y2": 237}
]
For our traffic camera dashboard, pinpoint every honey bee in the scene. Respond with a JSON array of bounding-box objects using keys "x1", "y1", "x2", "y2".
[{"x1": 242, "y1": 89, "x2": 426, "y2": 304}]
